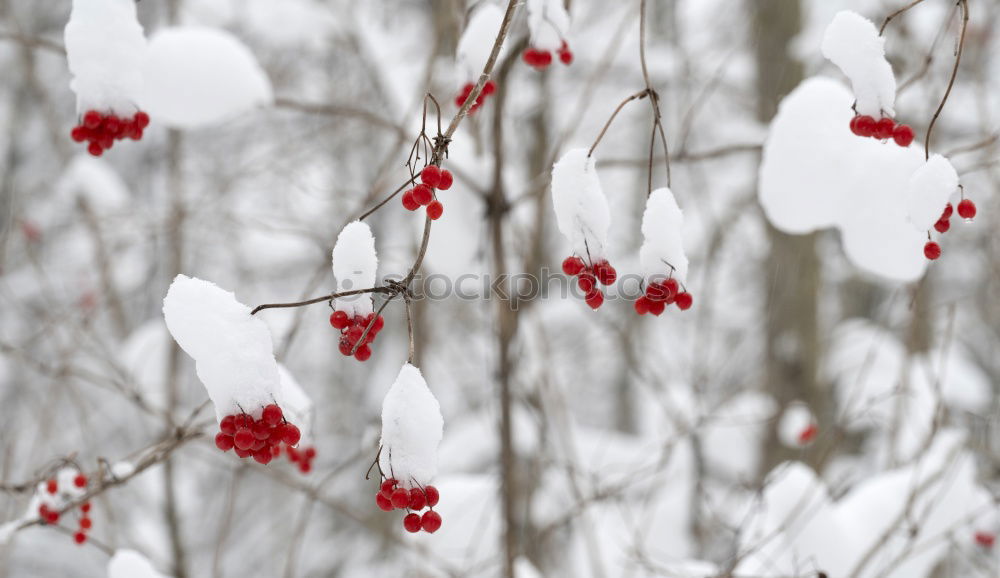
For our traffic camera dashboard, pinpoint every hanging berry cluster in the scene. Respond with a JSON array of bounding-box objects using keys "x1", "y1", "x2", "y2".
[
  {"x1": 330, "y1": 311, "x2": 385, "y2": 362},
  {"x1": 284, "y1": 445, "x2": 317, "y2": 474},
  {"x1": 37, "y1": 471, "x2": 93, "y2": 545},
  {"x1": 523, "y1": 41, "x2": 573, "y2": 69},
  {"x1": 70, "y1": 110, "x2": 150, "y2": 157},
  {"x1": 562, "y1": 256, "x2": 617, "y2": 310},
  {"x1": 454, "y1": 80, "x2": 496, "y2": 114},
  {"x1": 375, "y1": 478, "x2": 442, "y2": 534},
  {"x1": 924, "y1": 196, "x2": 977, "y2": 261},
  {"x1": 402, "y1": 165, "x2": 453, "y2": 220},
  {"x1": 214, "y1": 404, "x2": 302, "y2": 465},
  {"x1": 848, "y1": 114, "x2": 913, "y2": 147},
  {"x1": 633, "y1": 276, "x2": 693, "y2": 316}
]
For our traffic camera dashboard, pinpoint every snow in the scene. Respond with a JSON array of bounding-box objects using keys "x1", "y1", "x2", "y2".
[
  {"x1": 331, "y1": 221, "x2": 379, "y2": 318},
  {"x1": 639, "y1": 187, "x2": 689, "y2": 284},
  {"x1": 56, "y1": 157, "x2": 131, "y2": 213},
  {"x1": 162, "y1": 275, "x2": 282, "y2": 421},
  {"x1": 758, "y1": 77, "x2": 927, "y2": 282},
  {"x1": 64, "y1": 0, "x2": 147, "y2": 115},
  {"x1": 378, "y1": 363, "x2": 443, "y2": 488},
  {"x1": 906, "y1": 154, "x2": 959, "y2": 231},
  {"x1": 108, "y1": 549, "x2": 169, "y2": 578},
  {"x1": 551, "y1": 148, "x2": 612, "y2": 263},
  {"x1": 140, "y1": 27, "x2": 273, "y2": 129},
  {"x1": 110, "y1": 461, "x2": 136, "y2": 478},
  {"x1": 456, "y1": 3, "x2": 505, "y2": 82},
  {"x1": 526, "y1": 0, "x2": 570, "y2": 52},
  {"x1": 25, "y1": 467, "x2": 89, "y2": 526},
  {"x1": 277, "y1": 363, "x2": 314, "y2": 443},
  {"x1": 778, "y1": 401, "x2": 817, "y2": 448},
  {"x1": 0, "y1": 522, "x2": 15, "y2": 545},
  {"x1": 821, "y1": 11, "x2": 896, "y2": 118}
]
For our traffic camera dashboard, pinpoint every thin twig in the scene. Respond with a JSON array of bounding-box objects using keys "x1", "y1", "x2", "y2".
[
  {"x1": 587, "y1": 89, "x2": 650, "y2": 157},
  {"x1": 924, "y1": 0, "x2": 969, "y2": 160},
  {"x1": 879, "y1": 0, "x2": 929, "y2": 35}
]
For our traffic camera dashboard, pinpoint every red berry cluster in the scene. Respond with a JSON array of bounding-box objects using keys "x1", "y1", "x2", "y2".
[
  {"x1": 214, "y1": 404, "x2": 301, "y2": 465},
  {"x1": 848, "y1": 114, "x2": 913, "y2": 147},
  {"x1": 924, "y1": 198, "x2": 977, "y2": 261},
  {"x1": 70, "y1": 110, "x2": 150, "y2": 157},
  {"x1": 975, "y1": 531, "x2": 996, "y2": 549},
  {"x1": 454, "y1": 81, "x2": 496, "y2": 114},
  {"x1": 284, "y1": 445, "x2": 317, "y2": 475},
  {"x1": 562, "y1": 256, "x2": 616, "y2": 310},
  {"x1": 633, "y1": 277, "x2": 693, "y2": 316},
  {"x1": 330, "y1": 310, "x2": 385, "y2": 362},
  {"x1": 375, "y1": 478, "x2": 442, "y2": 534},
  {"x1": 523, "y1": 41, "x2": 573, "y2": 69},
  {"x1": 38, "y1": 473, "x2": 93, "y2": 545},
  {"x1": 402, "y1": 165, "x2": 453, "y2": 220}
]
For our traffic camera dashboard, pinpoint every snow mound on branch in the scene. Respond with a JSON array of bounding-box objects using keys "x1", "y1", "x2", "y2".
[
  {"x1": 456, "y1": 3, "x2": 505, "y2": 82},
  {"x1": 140, "y1": 27, "x2": 272, "y2": 129},
  {"x1": 64, "y1": 0, "x2": 147, "y2": 115},
  {"x1": 639, "y1": 187, "x2": 689, "y2": 284},
  {"x1": 905, "y1": 154, "x2": 958, "y2": 231},
  {"x1": 26, "y1": 467, "x2": 88, "y2": 523},
  {"x1": 551, "y1": 148, "x2": 611, "y2": 262},
  {"x1": 332, "y1": 220, "x2": 378, "y2": 318},
  {"x1": 527, "y1": 0, "x2": 570, "y2": 52},
  {"x1": 821, "y1": 11, "x2": 896, "y2": 118},
  {"x1": 778, "y1": 401, "x2": 817, "y2": 448},
  {"x1": 759, "y1": 77, "x2": 926, "y2": 282},
  {"x1": 277, "y1": 363, "x2": 314, "y2": 443},
  {"x1": 108, "y1": 549, "x2": 169, "y2": 578},
  {"x1": 162, "y1": 275, "x2": 282, "y2": 421},
  {"x1": 379, "y1": 364, "x2": 443, "y2": 488}
]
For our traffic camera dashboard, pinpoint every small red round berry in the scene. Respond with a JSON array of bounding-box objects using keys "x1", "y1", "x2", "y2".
[
  {"x1": 220, "y1": 415, "x2": 237, "y2": 435},
  {"x1": 934, "y1": 218, "x2": 950, "y2": 233},
  {"x1": 46, "y1": 510, "x2": 59, "y2": 524},
  {"x1": 71, "y1": 126, "x2": 88, "y2": 142},
  {"x1": 408, "y1": 488, "x2": 427, "y2": 511},
  {"x1": 46, "y1": 479, "x2": 57, "y2": 494},
  {"x1": 892, "y1": 124, "x2": 914, "y2": 147},
  {"x1": 251, "y1": 438, "x2": 266, "y2": 451},
  {"x1": 391, "y1": 488, "x2": 410, "y2": 509},
  {"x1": 562, "y1": 256, "x2": 585, "y2": 276},
  {"x1": 81, "y1": 502, "x2": 91, "y2": 514},
  {"x1": 73, "y1": 474, "x2": 87, "y2": 488},
  {"x1": 558, "y1": 47, "x2": 573, "y2": 66},
  {"x1": 426, "y1": 200, "x2": 444, "y2": 220},
  {"x1": 648, "y1": 299, "x2": 666, "y2": 316},
  {"x1": 634, "y1": 297, "x2": 651, "y2": 315},
  {"x1": 338, "y1": 338, "x2": 353, "y2": 357},
  {"x1": 83, "y1": 111, "x2": 102, "y2": 129},
  {"x1": 412, "y1": 184, "x2": 434, "y2": 206},
  {"x1": 87, "y1": 142, "x2": 103, "y2": 157},
  {"x1": 875, "y1": 118, "x2": 895, "y2": 140},
  {"x1": 854, "y1": 115, "x2": 876, "y2": 137},
  {"x1": 585, "y1": 290, "x2": 604, "y2": 310},
  {"x1": 372, "y1": 315, "x2": 385, "y2": 333},
  {"x1": 924, "y1": 241, "x2": 941, "y2": 260},
  {"x1": 975, "y1": 531, "x2": 995, "y2": 548},
  {"x1": 420, "y1": 165, "x2": 442, "y2": 188},
  {"x1": 135, "y1": 111, "x2": 150, "y2": 129},
  {"x1": 380, "y1": 479, "x2": 397, "y2": 495},
  {"x1": 376, "y1": 492, "x2": 393, "y2": 511},
  {"x1": 282, "y1": 423, "x2": 302, "y2": 446},
  {"x1": 330, "y1": 310, "x2": 350, "y2": 329},
  {"x1": 215, "y1": 433, "x2": 235, "y2": 451},
  {"x1": 421, "y1": 510, "x2": 442, "y2": 533},
  {"x1": 577, "y1": 274, "x2": 596, "y2": 294},
  {"x1": 593, "y1": 260, "x2": 617, "y2": 285},
  {"x1": 233, "y1": 414, "x2": 251, "y2": 430},
  {"x1": 262, "y1": 404, "x2": 283, "y2": 426},
  {"x1": 402, "y1": 189, "x2": 420, "y2": 211},
  {"x1": 354, "y1": 344, "x2": 372, "y2": 362},
  {"x1": 233, "y1": 428, "x2": 255, "y2": 451},
  {"x1": 424, "y1": 485, "x2": 440, "y2": 507},
  {"x1": 957, "y1": 199, "x2": 977, "y2": 220},
  {"x1": 299, "y1": 462, "x2": 312, "y2": 474},
  {"x1": 798, "y1": 423, "x2": 818, "y2": 444},
  {"x1": 483, "y1": 81, "x2": 497, "y2": 96},
  {"x1": 849, "y1": 115, "x2": 863, "y2": 136},
  {"x1": 304, "y1": 447, "x2": 317, "y2": 459},
  {"x1": 675, "y1": 292, "x2": 693, "y2": 310},
  {"x1": 74, "y1": 532, "x2": 87, "y2": 545},
  {"x1": 403, "y1": 513, "x2": 422, "y2": 533},
  {"x1": 437, "y1": 169, "x2": 453, "y2": 191},
  {"x1": 252, "y1": 448, "x2": 273, "y2": 465},
  {"x1": 104, "y1": 116, "x2": 122, "y2": 136},
  {"x1": 79, "y1": 517, "x2": 92, "y2": 530},
  {"x1": 522, "y1": 49, "x2": 538, "y2": 65},
  {"x1": 942, "y1": 203, "x2": 953, "y2": 219},
  {"x1": 252, "y1": 421, "x2": 272, "y2": 440},
  {"x1": 234, "y1": 447, "x2": 252, "y2": 459}
]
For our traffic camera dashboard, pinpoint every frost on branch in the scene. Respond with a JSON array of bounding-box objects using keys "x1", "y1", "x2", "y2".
[
  {"x1": 551, "y1": 148, "x2": 611, "y2": 263},
  {"x1": 905, "y1": 154, "x2": 958, "y2": 232},
  {"x1": 64, "y1": 0, "x2": 146, "y2": 115},
  {"x1": 639, "y1": 188, "x2": 688, "y2": 285},
  {"x1": 821, "y1": 11, "x2": 896, "y2": 118},
  {"x1": 108, "y1": 549, "x2": 169, "y2": 578},
  {"x1": 331, "y1": 221, "x2": 378, "y2": 318},
  {"x1": 162, "y1": 274, "x2": 282, "y2": 421},
  {"x1": 141, "y1": 27, "x2": 273, "y2": 129},
  {"x1": 379, "y1": 363, "x2": 443, "y2": 488}
]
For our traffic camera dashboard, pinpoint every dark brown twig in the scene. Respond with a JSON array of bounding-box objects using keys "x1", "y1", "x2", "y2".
[{"x1": 924, "y1": 0, "x2": 969, "y2": 160}]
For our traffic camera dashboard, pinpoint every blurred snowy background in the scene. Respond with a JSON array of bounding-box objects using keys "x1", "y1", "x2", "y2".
[{"x1": 0, "y1": 0, "x2": 998, "y2": 577}]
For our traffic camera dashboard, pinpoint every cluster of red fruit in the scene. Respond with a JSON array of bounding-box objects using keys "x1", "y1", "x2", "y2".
[
  {"x1": 70, "y1": 110, "x2": 150, "y2": 157},
  {"x1": 454, "y1": 80, "x2": 497, "y2": 114},
  {"x1": 38, "y1": 473, "x2": 93, "y2": 545},
  {"x1": 213, "y1": 404, "x2": 302, "y2": 465},
  {"x1": 523, "y1": 41, "x2": 573, "y2": 69},
  {"x1": 284, "y1": 445, "x2": 317, "y2": 475},
  {"x1": 848, "y1": 114, "x2": 914, "y2": 147},
  {"x1": 634, "y1": 277, "x2": 693, "y2": 316},
  {"x1": 375, "y1": 478, "x2": 443, "y2": 534},
  {"x1": 924, "y1": 198, "x2": 977, "y2": 261},
  {"x1": 562, "y1": 256, "x2": 617, "y2": 310},
  {"x1": 402, "y1": 165, "x2": 453, "y2": 220},
  {"x1": 330, "y1": 310, "x2": 385, "y2": 362}
]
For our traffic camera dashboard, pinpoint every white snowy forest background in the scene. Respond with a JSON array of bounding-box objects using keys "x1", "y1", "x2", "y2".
[{"x1": 1, "y1": 0, "x2": 999, "y2": 577}]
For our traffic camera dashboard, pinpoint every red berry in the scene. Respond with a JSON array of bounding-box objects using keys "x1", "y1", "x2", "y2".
[
  {"x1": 975, "y1": 531, "x2": 996, "y2": 548},
  {"x1": 251, "y1": 438, "x2": 266, "y2": 451},
  {"x1": 71, "y1": 126, "x2": 88, "y2": 142},
  {"x1": 408, "y1": 488, "x2": 427, "y2": 511},
  {"x1": 73, "y1": 474, "x2": 87, "y2": 488},
  {"x1": 262, "y1": 404, "x2": 283, "y2": 426},
  {"x1": 220, "y1": 415, "x2": 236, "y2": 435},
  {"x1": 577, "y1": 274, "x2": 596, "y2": 294},
  {"x1": 483, "y1": 81, "x2": 497, "y2": 96},
  {"x1": 282, "y1": 423, "x2": 302, "y2": 446},
  {"x1": 338, "y1": 338, "x2": 353, "y2": 356},
  {"x1": 87, "y1": 142, "x2": 103, "y2": 157},
  {"x1": 562, "y1": 256, "x2": 585, "y2": 276},
  {"x1": 875, "y1": 118, "x2": 895, "y2": 140},
  {"x1": 854, "y1": 115, "x2": 876, "y2": 137},
  {"x1": 675, "y1": 292, "x2": 693, "y2": 310},
  {"x1": 135, "y1": 111, "x2": 150, "y2": 128},
  {"x1": 522, "y1": 49, "x2": 538, "y2": 65},
  {"x1": 798, "y1": 423, "x2": 818, "y2": 444},
  {"x1": 558, "y1": 48, "x2": 573, "y2": 65},
  {"x1": 304, "y1": 447, "x2": 317, "y2": 459},
  {"x1": 215, "y1": 433, "x2": 235, "y2": 451},
  {"x1": 371, "y1": 315, "x2": 385, "y2": 333},
  {"x1": 401, "y1": 189, "x2": 420, "y2": 211},
  {"x1": 537, "y1": 51, "x2": 553, "y2": 67},
  {"x1": 892, "y1": 124, "x2": 914, "y2": 147},
  {"x1": 421, "y1": 165, "x2": 441, "y2": 188},
  {"x1": 934, "y1": 218, "x2": 950, "y2": 233},
  {"x1": 74, "y1": 532, "x2": 87, "y2": 545},
  {"x1": 46, "y1": 510, "x2": 59, "y2": 524},
  {"x1": 391, "y1": 488, "x2": 410, "y2": 509},
  {"x1": 104, "y1": 116, "x2": 121, "y2": 136},
  {"x1": 81, "y1": 502, "x2": 91, "y2": 514},
  {"x1": 354, "y1": 344, "x2": 372, "y2": 362},
  {"x1": 648, "y1": 299, "x2": 666, "y2": 316},
  {"x1": 403, "y1": 513, "x2": 422, "y2": 533},
  {"x1": 330, "y1": 310, "x2": 350, "y2": 329},
  {"x1": 924, "y1": 241, "x2": 941, "y2": 260},
  {"x1": 437, "y1": 169, "x2": 453, "y2": 191},
  {"x1": 299, "y1": 462, "x2": 312, "y2": 474},
  {"x1": 425, "y1": 485, "x2": 440, "y2": 507},
  {"x1": 234, "y1": 447, "x2": 252, "y2": 459},
  {"x1": 376, "y1": 492, "x2": 393, "y2": 511},
  {"x1": 421, "y1": 510, "x2": 442, "y2": 533},
  {"x1": 252, "y1": 420, "x2": 272, "y2": 440},
  {"x1": 381, "y1": 479, "x2": 397, "y2": 495},
  {"x1": 593, "y1": 260, "x2": 616, "y2": 285},
  {"x1": 849, "y1": 115, "x2": 863, "y2": 136},
  {"x1": 426, "y1": 200, "x2": 444, "y2": 220},
  {"x1": 46, "y1": 479, "x2": 57, "y2": 494},
  {"x1": 79, "y1": 517, "x2": 92, "y2": 530},
  {"x1": 233, "y1": 414, "x2": 251, "y2": 430},
  {"x1": 585, "y1": 290, "x2": 604, "y2": 310},
  {"x1": 662, "y1": 279, "x2": 680, "y2": 301},
  {"x1": 233, "y1": 428, "x2": 255, "y2": 451},
  {"x1": 634, "y1": 297, "x2": 650, "y2": 315},
  {"x1": 252, "y1": 448, "x2": 273, "y2": 465},
  {"x1": 942, "y1": 203, "x2": 953, "y2": 219},
  {"x1": 412, "y1": 184, "x2": 434, "y2": 206},
  {"x1": 83, "y1": 111, "x2": 101, "y2": 129},
  {"x1": 957, "y1": 199, "x2": 977, "y2": 220}
]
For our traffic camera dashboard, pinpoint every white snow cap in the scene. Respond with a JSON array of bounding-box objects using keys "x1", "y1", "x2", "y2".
[
  {"x1": 551, "y1": 148, "x2": 611, "y2": 262},
  {"x1": 821, "y1": 11, "x2": 896, "y2": 118},
  {"x1": 108, "y1": 549, "x2": 169, "y2": 578},
  {"x1": 277, "y1": 363, "x2": 314, "y2": 444},
  {"x1": 456, "y1": 3, "x2": 505, "y2": 82},
  {"x1": 905, "y1": 154, "x2": 958, "y2": 231},
  {"x1": 759, "y1": 77, "x2": 927, "y2": 282},
  {"x1": 527, "y1": 0, "x2": 570, "y2": 52},
  {"x1": 778, "y1": 402, "x2": 817, "y2": 448},
  {"x1": 379, "y1": 363, "x2": 444, "y2": 488},
  {"x1": 64, "y1": 0, "x2": 147, "y2": 115},
  {"x1": 639, "y1": 187, "x2": 689, "y2": 285},
  {"x1": 140, "y1": 27, "x2": 273, "y2": 129},
  {"x1": 332, "y1": 221, "x2": 378, "y2": 317},
  {"x1": 162, "y1": 275, "x2": 282, "y2": 421}
]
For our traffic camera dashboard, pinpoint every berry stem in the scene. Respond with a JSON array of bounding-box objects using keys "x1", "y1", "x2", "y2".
[{"x1": 924, "y1": 0, "x2": 968, "y2": 160}]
